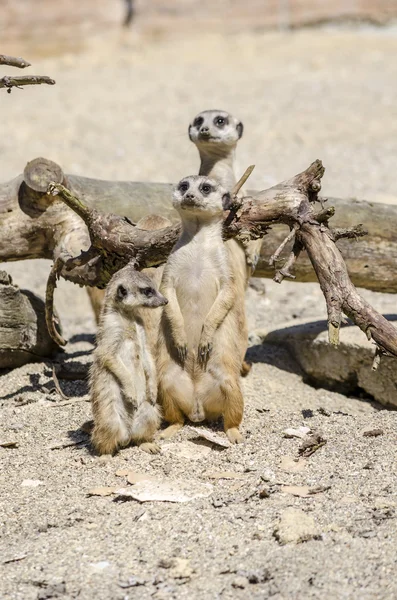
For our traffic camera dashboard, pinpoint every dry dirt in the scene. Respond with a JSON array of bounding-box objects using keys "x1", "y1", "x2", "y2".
[{"x1": 1, "y1": 24, "x2": 397, "y2": 600}]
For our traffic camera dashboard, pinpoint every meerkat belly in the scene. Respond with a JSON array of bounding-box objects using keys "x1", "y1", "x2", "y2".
[
  {"x1": 175, "y1": 263, "x2": 220, "y2": 348},
  {"x1": 119, "y1": 338, "x2": 146, "y2": 404}
]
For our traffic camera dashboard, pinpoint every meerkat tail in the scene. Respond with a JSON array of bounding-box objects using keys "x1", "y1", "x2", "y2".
[{"x1": 129, "y1": 402, "x2": 161, "y2": 443}]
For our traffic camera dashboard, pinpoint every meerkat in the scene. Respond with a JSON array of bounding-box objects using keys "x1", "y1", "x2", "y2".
[
  {"x1": 86, "y1": 214, "x2": 172, "y2": 347},
  {"x1": 189, "y1": 109, "x2": 260, "y2": 376},
  {"x1": 90, "y1": 264, "x2": 168, "y2": 455},
  {"x1": 156, "y1": 176, "x2": 246, "y2": 444},
  {"x1": 189, "y1": 108, "x2": 263, "y2": 274}
]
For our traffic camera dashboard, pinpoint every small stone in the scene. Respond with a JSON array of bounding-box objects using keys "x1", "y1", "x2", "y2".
[
  {"x1": 258, "y1": 487, "x2": 270, "y2": 499},
  {"x1": 274, "y1": 508, "x2": 321, "y2": 545},
  {"x1": 232, "y1": 576, "x2": 249, "y2": 589},
  {"x1": 363, "y1": 429, "x2": 384, "y2": 437}
]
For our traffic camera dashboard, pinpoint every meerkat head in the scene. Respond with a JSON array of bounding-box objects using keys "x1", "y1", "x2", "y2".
[
  {"x1": 106, "y1": 265, "x2": 168, "y2": 314},
  {"x1": 188, "y1": 110, "x2": 243, "y2": 154},
  {"x1": 173, "y1": 175, "x2": 232, "y2": 217}
]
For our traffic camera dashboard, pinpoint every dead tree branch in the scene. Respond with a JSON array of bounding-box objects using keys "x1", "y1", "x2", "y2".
[
  {"x1": 0, "y1": 156, "x2": 396, "y2": 358},
  {"x1": 1, "y1": 157, "x2": 397, "y2": 291},
  {"x1": 0, "y1": 55, "x2": 31, "y2": 68},
  {"x1": 0, "y1": 54, "x2": 55, "y2": 92}
]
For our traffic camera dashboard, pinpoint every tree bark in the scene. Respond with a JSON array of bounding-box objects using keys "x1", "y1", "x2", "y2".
[{"x1": 0, "y1": 271, "x2": 61, "y2": 369}]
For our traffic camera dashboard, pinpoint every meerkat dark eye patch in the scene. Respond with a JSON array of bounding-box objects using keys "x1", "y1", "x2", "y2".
[
  {"x1": 141, "y1": 287, "x2": 154, "y2": 297},
  {"x1": 117, "y1": 284, "x2": 128, "y2": 299},
  {"x1": 236, "y1": 122, "x2": 244, "y2": 138},
  {"x1": 200, "y1": 183, "x2": 213, "y2": 195},
  {"x1": 193, "y1": 117, "x2": 204, "y2": 128},
  {"x1": 222, "y1": 192, "x2": 233, "y2": 211},
  {"x1": 178, "y1": 181, "x2": 190, "y2": 193},
  {"x1": 214, "y1": 116, "x2": 228, "y2": 127}
]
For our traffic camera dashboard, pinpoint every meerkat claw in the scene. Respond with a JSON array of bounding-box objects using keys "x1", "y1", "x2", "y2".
[
  {"x1": 176, "y1": 344, "x2": 188, "y2": 365},
  {"x1": 198, "y1": 343, "x2": 212, "y2": 368}
]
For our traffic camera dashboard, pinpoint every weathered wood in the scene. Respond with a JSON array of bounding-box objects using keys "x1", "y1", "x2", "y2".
[
  {"x1": 0, "y1": 54, "x2": 55, "y2": 92},
  {"x1": 0, "y1": 271, "x2": 61, "y2": 369},
  {"x1": 43, "y1": 160, "x2": 397, "y2": 361},
  {"x1": 1, "y1": 159, "x2": 397, "y2": 292}
]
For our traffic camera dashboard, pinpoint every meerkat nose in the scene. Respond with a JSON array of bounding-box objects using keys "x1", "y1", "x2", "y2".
[{"x1": 200, "y1": 127, "x2": 210, "y2": 136}]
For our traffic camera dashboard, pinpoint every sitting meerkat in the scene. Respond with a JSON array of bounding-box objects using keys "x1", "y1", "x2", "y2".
[
  {"x1": 90, "y1": 264, "x2": 168, "y2": 455},
  {"x1": 157, "y1": 176, "x2": 246, "y2": 444}
]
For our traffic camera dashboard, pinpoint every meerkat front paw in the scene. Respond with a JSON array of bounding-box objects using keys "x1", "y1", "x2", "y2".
[
  {"x1": 175, "y1": 343, "x2": 188, "y2": 366},
  {"x1": 226, "y1": 428, "x2": 244, "y2": 444},
  {"x1": 139, "y1": 442, "x2": 161, "y2": 454},
  {"x1": 198, "y1": 341, "x2": 213, "y2": 368}
]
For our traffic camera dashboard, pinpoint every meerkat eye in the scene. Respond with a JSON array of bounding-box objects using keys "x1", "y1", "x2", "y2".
[
  {"x1": 215, "y1": 116, "x2": 228, "y2": 127},
  {"x1": 193, "y1": 116, "x2": 204, "y2": 128},
  {"x1": 178, "y1": 181, "x2": 190, "y2": 193},
  {"x1": 117, "y1": 284, "x2": 128, "y2": 299},
  {"x1": 201, "y1": 183, "x2": 212, "y2": 195},
  {"x1": 141, "y1": 287, "x2": 154, "y2": 297}
]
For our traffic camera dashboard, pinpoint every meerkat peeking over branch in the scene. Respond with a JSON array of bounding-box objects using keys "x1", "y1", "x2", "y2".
[
  {"x1": 157, "y1": 176, "x2": 246, "y2": 444},
  {"x1": 90, "y1": 264, "x2": 167, "y2": 455}
]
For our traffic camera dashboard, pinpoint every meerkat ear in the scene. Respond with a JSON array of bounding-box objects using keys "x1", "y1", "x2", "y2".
[
  {"x1": 222, "y1": 192, "x2": 233, "y2": 211},
  {"x1": 236, "y1": 122, "x2": 244, "y2": 139}
]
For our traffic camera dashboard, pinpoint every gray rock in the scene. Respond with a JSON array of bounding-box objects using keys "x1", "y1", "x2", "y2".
[
  {"x1": 258, "y1": 317, "x2": 397, "y2": 407},
  {"x1": 274, "y1": 507, "x2": 320, "y2": 545}
]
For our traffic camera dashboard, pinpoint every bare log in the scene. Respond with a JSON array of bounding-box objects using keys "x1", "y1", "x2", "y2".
[
  {"x1": 1, "y1": 157, "x2": 397, "y2": 292},
  {"x1": 0, "y1": 271, "x2": 61, "y2": 368}
]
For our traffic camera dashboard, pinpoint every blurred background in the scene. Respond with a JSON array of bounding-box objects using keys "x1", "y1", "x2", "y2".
[{"x1": 1, "y1": 0, "x2": 397, "y2": 200}]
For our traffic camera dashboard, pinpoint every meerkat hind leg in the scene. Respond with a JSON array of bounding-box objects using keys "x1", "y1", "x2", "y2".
[
  {"x1": 160, "y1": 423, "x2": 184, "y2": 440},
  {"x1": 222, "y1": 378, "x2": 244, "y2": 444}
]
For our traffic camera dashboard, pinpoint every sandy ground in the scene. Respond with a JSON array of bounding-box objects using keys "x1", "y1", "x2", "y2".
[{"x1": 1, "y1": 25, "x2": 397, "y2": 600}]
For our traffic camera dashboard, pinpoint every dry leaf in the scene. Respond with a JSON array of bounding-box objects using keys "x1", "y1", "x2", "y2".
[
  {"x1": 0, "y1": 440, "x2": 18, "y2": 448},
  {"x1": 87, "y1": 487, "x2": 119, "y2": 497},
  {"x1": 283, "y1": 427, "x2": 311, "y2": 439},
  {"x1": 205, "y1": 471, "x2": 245, "y2": 480},
  {"x1": 162, "y1": 441, "x2": 211, "y2": 460},
  {"x1": 281, "y1": 485, "x2": 328, "y2": 498},
  {"x1": 21, "y1": 479, "x2": 43, "y2": 487},
  {"x1": 127, "y1": 472, "x2": 156, "y2": 484},
  {"x1": 187, "y1": 427, "x2": 231, "y2": 448},
  {"x1": 115, "y1": 469, "x2": 130, "y2": 477},
  {"x1": 280, "y1": 485, "x2": 311, "y2": 497},
  {"x1": 114, "y1": 479, "x2": 213, "y2": 503},
  {"x1": 280, "y1": 456, "x2": 306, "y2": 473}
]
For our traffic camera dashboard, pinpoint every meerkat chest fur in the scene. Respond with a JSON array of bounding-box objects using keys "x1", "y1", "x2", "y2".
[{"x1": 170, "y1": 219, "x2": 231, "y2": 345}]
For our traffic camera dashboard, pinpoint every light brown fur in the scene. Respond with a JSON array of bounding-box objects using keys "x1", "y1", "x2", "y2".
[
  {"x1": 90, "y1": 264, "x2": 167, "y2": 455},
  {"x1": 156, "y1": 176, "x2": 246, "y2": 443}
]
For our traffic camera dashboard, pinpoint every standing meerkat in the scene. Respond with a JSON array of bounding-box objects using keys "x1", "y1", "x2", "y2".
[
  {"x1": 189, "y1": 109, "x2": 260, "y2": 376},
  {"x1": 157, "y1": 176, "x2": 246, "y2": 444},
  {"x1": 90, "y1": 264, "x2": 168, "y2": 455}
]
